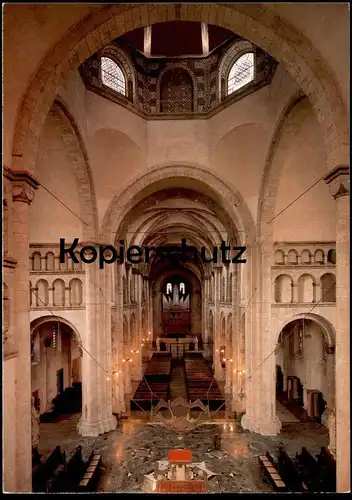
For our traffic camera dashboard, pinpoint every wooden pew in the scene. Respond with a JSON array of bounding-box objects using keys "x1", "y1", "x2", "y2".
[
  {"x1": 277, "y1": 446, "x2": 308, "y2": 492},
  {"x1": 316, "y1": 447, "x2": 336, "y2": 492},
  {"x1": 32, "y1": 445, "x2": 66, "y2": 492},
  {"x1": 46, "y1": 464, "x2": 66, "y2": 492},
  {"x1": 258, "y1": 454, "x2": 287, "y2": 491},
  {"x1": 78, "y1": 453, "x2": 102, "y2": 492},
  {"x1": 295, "y1": 447, "x2": 321, "y2": 491}
]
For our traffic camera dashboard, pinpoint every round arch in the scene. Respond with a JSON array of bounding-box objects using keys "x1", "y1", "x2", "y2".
[
  {"x1": 11, "y1": 4, "x2": 348, "y2": 176},
  {"x1": 276, "y1": 312, "x2": 335, "y2": 349},
  {"x1": 30, "y1": 314, "x2": 83, "y2": 348},
  {"x1": 48, "y1": 99, "x2": 98, "y2": 239},
  {"x1": 100, "y1": 162, "x2": 256, "y2": 244}
]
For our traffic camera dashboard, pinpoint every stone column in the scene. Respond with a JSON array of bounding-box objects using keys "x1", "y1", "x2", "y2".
[
  {"x1": 214, "y1": 266, "x2": 222, "y2": 379},
  {"x1": 324, "y1": 166, "x2": 350, "y2": 493},
  {"x1": 10, "y1": 170, "x2": 39, "y2": 491},
  {"x1": 77, "y1": 245, "x2": 116, "y2": 436}
]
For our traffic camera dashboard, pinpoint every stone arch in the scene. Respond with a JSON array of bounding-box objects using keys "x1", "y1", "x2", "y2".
[
  {"x1": 258, "y1": 92, "x2": 307, "y2": 230},
  {"x1": 47, "y1": 100, "x2": 98, "y2": 240},
  {"x1": 100, "y1": 162, "x2": 255, "y2": 245},
  {"x1": 11, "y1": 4, "x2": 348, "y2": 176},
  {"x1": 30, "y1": 315, "x2": 83, "y2": 348},
  {"x1": 275, "y1": 312, "x2": 335, "y2": 349},
  {"x1": 156, "y1": 63, "x2": 197, "y2": 112}
]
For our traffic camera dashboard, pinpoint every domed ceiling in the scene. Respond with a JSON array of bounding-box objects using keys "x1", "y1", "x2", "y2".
[{"x1": 79, "y1": 20, "x2": 277, "y2": 118}]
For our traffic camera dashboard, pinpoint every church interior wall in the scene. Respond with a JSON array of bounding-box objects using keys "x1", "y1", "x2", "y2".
[
  {"x1": 29, "y1": 112, "x2": 85, "y2": 243},
  {"x1": 272, "y1": 98, "x2": 336, "y2": 241}
]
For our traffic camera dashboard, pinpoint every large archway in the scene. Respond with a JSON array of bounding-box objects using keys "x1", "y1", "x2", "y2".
[
  {"x1": 30, "y1": 316, "x2": 83, "y2": 420},
  {"x1": 275, "y1": 314, "x2": 335, "y2": 445},
  {"x1": 106, "y1": 164, "x2": 247, "y2": 412}
]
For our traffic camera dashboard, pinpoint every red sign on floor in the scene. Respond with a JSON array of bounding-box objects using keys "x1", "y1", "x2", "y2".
[
  {"x1": 156, "y1": 480, "x2": 207, "y2": 492},
  {"x1": 168, "y1": 449, "x2": 192, "y2": 463}
]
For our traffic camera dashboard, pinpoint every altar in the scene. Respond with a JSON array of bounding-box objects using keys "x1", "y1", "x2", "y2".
[{"x1": 156, "y1": 337, "x2": 201, "y2": 358}]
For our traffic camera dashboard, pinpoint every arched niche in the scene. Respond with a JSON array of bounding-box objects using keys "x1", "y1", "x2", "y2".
[
  {"x1": 274, "y1": 274, "x2": 293, "y2": 303},
  {"x1": 320, "y1": 273, "x2": 336, "y2": 302},
  {"x1": 297, "y1": 274, "x2": 315, "y2": 303}
]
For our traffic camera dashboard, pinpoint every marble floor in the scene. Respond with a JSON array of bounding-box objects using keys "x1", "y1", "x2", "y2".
[{"x1": 37, "y1": 412, "x2": 329, "y2": 493}]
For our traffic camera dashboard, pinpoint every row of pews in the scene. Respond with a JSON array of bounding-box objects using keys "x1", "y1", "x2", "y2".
[
  {"x1": 184, "y1": 354, "x2": 225, "y2": 410},
  {"x1": 32, "y1": 445, "x2": 102, "y2": 492},
  {"x1": 259, "y1": 445, "x2": 336, "y2": 492},
  {"x1": 131, "y1": 353, "x2": 171, "y2": 410}
]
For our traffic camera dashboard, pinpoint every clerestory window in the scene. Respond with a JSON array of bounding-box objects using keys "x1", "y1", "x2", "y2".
[
  {"x1": 227, "y1": 52, "x2": 254, "y2": 95},
  {"x1": 101, "y1": 56, "x2": 126, "y2": 96}
]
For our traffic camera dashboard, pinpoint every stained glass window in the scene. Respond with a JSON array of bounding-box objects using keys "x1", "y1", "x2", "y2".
[
  {"x1": 101, "y1": 57, "x2": 126, "y2": 96},
  {"x1": 228, "y1": 52, "x2": 254, "y2": 95}
]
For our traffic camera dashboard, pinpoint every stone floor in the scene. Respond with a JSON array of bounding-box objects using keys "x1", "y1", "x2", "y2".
[{"x1": 37, "y1": 412, "x2": 329, "y2": 493}]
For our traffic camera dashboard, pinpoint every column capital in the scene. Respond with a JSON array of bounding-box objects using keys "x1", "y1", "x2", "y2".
[
  {"x1": 324, "y1": 166, "x2": 350, "y2": 199},
  {"x1": 6, "y1": 168, "x2": 39, "y2": 204}
]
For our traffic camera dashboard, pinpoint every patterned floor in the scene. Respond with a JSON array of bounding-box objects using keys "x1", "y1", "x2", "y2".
[{"x1": 37, "y1": 412, "x2": 328, "y2": 493}]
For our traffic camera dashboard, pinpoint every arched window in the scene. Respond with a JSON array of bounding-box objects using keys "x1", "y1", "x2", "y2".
[
  {"x1": 166, "y1": 283, "x2": 172, "y2": 295},
  {"x1": 227, "y1": 52, "x2": 254, "y2": 95},
  {"x1": 180, "y1": 283, "x2": 185, "y2": 294},
  {"x1": 101, "y1": 57, "x2": 126, "y2": 96}
]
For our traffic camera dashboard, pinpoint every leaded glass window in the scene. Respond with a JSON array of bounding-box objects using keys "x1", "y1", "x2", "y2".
[
  {"x1": 101, "y1": 57, "x2": 126, "y2": 96},
  {"x1": 228, "y1": 52, "x2": 254, "y2": 95}
]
